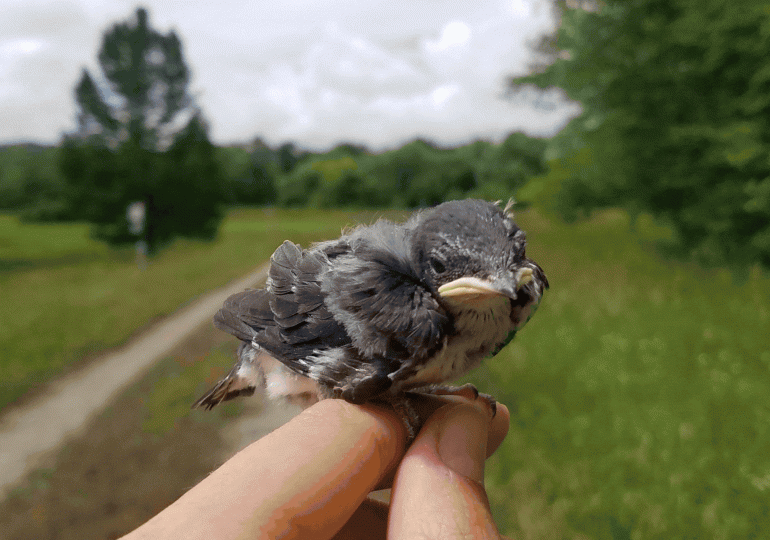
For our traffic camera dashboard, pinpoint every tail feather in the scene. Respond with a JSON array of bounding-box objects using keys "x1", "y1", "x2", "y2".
[
  {"x1": 191, "y1": 344, "x2": 264, "y2": 410},
  {"x1": 191, "y1": 377, "x2": 256, "y2": 410}
]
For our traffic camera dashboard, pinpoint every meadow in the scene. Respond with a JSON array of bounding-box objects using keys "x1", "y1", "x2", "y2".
[
  {"x1": 0, "y1": 208, "x2": 396, "y2": 410},
  {"x1": 1, "y1": 206, "x2": 769, "y2": 538},
  {"x1": 468, "y1": 209, "x2": 770, "y2": 539}
]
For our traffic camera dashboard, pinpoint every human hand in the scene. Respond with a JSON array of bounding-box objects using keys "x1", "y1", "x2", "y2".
[
  {"x1": 385, "y1": 396, "x2": 510, "y2": 539},
  {"x1": 124, "y1": 395, "x2": 510, "y2": 539}
]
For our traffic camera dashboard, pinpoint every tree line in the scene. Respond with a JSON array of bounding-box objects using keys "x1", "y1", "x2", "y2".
[
  {"x1": 2, "y1": 2, "x2": 769, "y2": 270},
  {"x1": 0, "y1": 133, "x2": 546, "y2": 223},
  {"x1": 514, "y1": 0, "x2": 770, "y2": 268},
  {"x1": 0, "y1": 8, "x2": 546, "y2": 255}
]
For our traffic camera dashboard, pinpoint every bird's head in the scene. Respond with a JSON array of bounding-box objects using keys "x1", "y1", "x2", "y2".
[{"x1": 410, "y1": 199, "x2": 548, "y2": 322}]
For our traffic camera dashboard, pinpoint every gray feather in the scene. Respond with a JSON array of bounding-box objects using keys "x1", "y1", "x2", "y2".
[{"x1": 196, "y1": 199, "x2": 548, "y2": 411}]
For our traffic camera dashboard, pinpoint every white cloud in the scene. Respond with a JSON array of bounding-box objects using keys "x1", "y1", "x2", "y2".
[
  {"x1": 1, "y1": 39, "x2": 46, "y2": 55},
  {"x1": 431, "y1": 84, "x2": 461, "y2": 108},
  {"x1": 425, "y1": 21, "x2": 472, "y2": 53},
  {"x1": 508, "y1": 0, "x2": 535, "y2": 17},
  {"x1": 0, "y1": 0, "x2": 574, "y2": 148}
]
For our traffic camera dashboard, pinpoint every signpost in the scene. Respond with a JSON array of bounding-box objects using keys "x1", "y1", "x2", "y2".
[{"x1": 127, "y1": 201, "x2": 147, "y2": 270}]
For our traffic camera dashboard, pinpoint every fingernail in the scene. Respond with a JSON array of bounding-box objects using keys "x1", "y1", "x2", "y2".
[{"x1": 436, "y1": 406, "x2": 488, "y2": 483}]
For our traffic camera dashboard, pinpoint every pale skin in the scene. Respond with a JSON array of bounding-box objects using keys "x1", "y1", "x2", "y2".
[{"x1": 122, "y1": 394, "x2": 511, "y2": 539}]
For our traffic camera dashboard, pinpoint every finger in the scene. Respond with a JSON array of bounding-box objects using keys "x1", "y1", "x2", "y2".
[
  {"x1": 407, "y1": 393, "x2": 509, "y2": 458},
  {"x1": 485, "y1": 402, "x2": 510, "y2": 456},
  {"x1": 333, "y1": 401, "x2": 510, "y2": 539},
  {"x1": 416, "y1": 396, "x2": 510, "y2": 458},
  {"x1": 374, "y1": 397, "x2": 509, "y2": 491},
  {"x1": 246, "y1": 399, "x2": 407, "y2": 539},
  {"x1": 136, "y1": 399, "x2": 407, "y2": 540},
  {"x1": 389, "y1": 401, "x2": 503, "y2": 539}
]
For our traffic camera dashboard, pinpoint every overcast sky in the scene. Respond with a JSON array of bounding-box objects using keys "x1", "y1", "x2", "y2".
[{"x1": 1, "y1": 0, "x2": 577, "y2": 150}]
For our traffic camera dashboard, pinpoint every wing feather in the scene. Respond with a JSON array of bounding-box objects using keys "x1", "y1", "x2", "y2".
[
  {"x1": 321, "y1": 220, "x2": 450, "y2": 363},
  {"x1": 209, "y1": 227, "x2": 449, "y2": 404},
  {"x1": 213, "y1": 241, "x2": 351, "y2": 379}
]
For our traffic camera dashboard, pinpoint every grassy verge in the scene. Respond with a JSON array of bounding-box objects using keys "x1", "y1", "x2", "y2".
[
  {"x1": 0, "y1": 320, "x2": 244, "y2": 540},
  {"x1": 463, "y1": 209, "x2": 770, "y2": 539},
  {"x1": 0, "y1": 209, "x2": 396, "y2": 410},
  {"x1": 2, "y1": 206, "x2": 768, "y2": 539}
]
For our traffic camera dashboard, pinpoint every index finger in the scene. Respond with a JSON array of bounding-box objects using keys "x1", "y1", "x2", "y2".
[
  {"x1": 129, "y1": 399, "x2": 407, "y2": 540},
  {"x1": 388, "y1": 400, "x2": 507, "y2": 539},
  {"x1": 251, "y1": 399, "x2": 408, "y2": 537}
]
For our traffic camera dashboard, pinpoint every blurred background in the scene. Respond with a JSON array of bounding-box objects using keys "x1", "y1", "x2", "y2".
[{"x1": 1, "y1": 0, "x2": 768, "y2": 538}]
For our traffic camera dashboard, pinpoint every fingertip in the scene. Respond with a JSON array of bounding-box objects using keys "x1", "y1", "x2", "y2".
[
  {"x1": 487, "y1": 402, "x2": 510, "y2": 458},
  {"x1": 301, "y1": 399, "x2": 408, "y2": 467},
  {"x1": 389, "y1": 401, "x2": 502, "y2": 538},
  {"x1": 434, "y1": 404, "x2": 490, "y2": 482}
]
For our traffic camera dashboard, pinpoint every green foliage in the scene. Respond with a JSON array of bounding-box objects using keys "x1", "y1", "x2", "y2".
[
  {"x1": 216, "y1": 142, "x2": 278, "y2": 206},
  {"x1": 83, "y1": 7, "x2": 190, "y2": 148},
  {"x1": 276, "y1": 142, "x2": 307, "y2": 174},
  {"x1": 152, "y1": 116, "x2": 225, "y2": 244},
  {"x1": 311, "y1": 155, "x2": 358, "y2": 183},
  {"x1": 215, "y1": 146, "x2": 252, "y2": 200},
  {"x1": 59, "y1": 7, "x2": 226, "y2": 253},
  {"x1": 5, "y1": 117, "x2": 547, "y2": 217},
  {"x1": 0, "y1": 145, "x2": 69, "y2": 218},
  {"x1": 276, "y1": 166, "x2": 322, "y2": 207},
  {"x1": 272, "y1": 134, "x2": 547, "y2": 209},
  {"x1": 514, "y1": 0, "x2": 770, "y2": 267},
  {"x1": 319, "y1": 169, "x2": 387, "y2": 208},
  {"x1": 470, "y1": 133, "x2": 549, "y2": 203}
]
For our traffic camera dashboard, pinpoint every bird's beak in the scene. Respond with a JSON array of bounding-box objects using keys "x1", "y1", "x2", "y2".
[
  {"x1": 516, "y1": 267, "x2": 534, "y2": 288},
  {"x1": 438, "y1": 267, "x2": 534, "y2": 302}
]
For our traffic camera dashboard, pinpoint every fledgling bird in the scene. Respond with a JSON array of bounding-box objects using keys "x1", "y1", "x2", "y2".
[{"x1": 193, "y1": 199, "x2": 548, "y2": 435}]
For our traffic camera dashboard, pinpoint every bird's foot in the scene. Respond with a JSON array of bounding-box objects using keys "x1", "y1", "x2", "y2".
[
  {"x1": 376, "y1": 384, "x2": 497, "y2": 445},
  {"x1": 389, "y1": 397, "x2": 421, "y2": 443},
  {"x1": 420, "y1": 383, "x2": 497, "y2": 417}
]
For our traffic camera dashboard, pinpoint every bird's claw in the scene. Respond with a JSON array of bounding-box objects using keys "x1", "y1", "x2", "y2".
[{"x1": 421, "y1": 383, "x2": 497, "y2": 418}]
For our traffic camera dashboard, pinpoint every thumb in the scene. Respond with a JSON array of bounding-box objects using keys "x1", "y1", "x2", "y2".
[{"x1": 388, "y1": 401, "x2": 503, "y2": 539}]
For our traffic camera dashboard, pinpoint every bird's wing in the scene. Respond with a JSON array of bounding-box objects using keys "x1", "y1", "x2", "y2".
[
  {"x1": 321, "y1": 221, "x2": 451, "y2": 365},
  {"x1": 213, "y1": 241, "x2": 350, "y2": 376},
  {"x1": 213, "y1": 232, "x2": 449, "y2": 405},
  {"x1": 213, "y1": 288, "x2": 273, "y2": 342}
]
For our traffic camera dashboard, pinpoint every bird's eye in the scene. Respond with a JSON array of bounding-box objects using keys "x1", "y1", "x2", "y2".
[{"x1": 429, "y1": 257, "x2": 446, "y2": 274}]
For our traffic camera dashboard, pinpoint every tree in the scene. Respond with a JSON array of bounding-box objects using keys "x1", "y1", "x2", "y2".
[
  {"x1": 276, "y1": 142, "x2": 306, "y2": 174},
  {"x1": 276, "y1": 167, "x2": 321, "y2": 208},
  {"x1": 514, "y1": 0, "x2": 770, "y2": 267},
  {"x1": 60, "y1": 7, "x2": 225, "y2": 253},
  {"x1": 215, "y1": 143, "x2": 277, "y2": 206},
  {"x1": 0, "y1": 145, "x2": 67, "y2": 217}
]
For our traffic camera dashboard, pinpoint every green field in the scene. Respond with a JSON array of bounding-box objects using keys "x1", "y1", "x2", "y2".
[
  {"x1": 2, "y1": 206, "x2": 769, "y2": 538},
  {"x1": 464, "y1": 209, "x2": 770, "y2": 539},
  {"x1": 0, "y1": 209, "x2": 396, "y2": 410}
]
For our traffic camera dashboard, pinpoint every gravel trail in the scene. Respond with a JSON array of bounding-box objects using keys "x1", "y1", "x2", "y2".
[{"x1": 0, "y1": 265, "x2": 268, "y2": 496}]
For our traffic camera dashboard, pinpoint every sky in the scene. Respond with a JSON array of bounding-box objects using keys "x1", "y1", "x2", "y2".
[{"x1": 0, "y1": 0, "x2": 578, "y2": 151}]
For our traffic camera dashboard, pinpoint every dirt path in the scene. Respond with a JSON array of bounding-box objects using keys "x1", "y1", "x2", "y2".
[{"x1": 0, "y1": 264, "x2": 268, "y2": 496}]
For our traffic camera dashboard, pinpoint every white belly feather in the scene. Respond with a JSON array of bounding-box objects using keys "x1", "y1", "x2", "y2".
[{"x1": 394, "y1": 295, "x2": 513, "y2": 390}]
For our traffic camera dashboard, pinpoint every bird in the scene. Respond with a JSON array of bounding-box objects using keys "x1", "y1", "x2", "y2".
[{"x1": 192, "y1": 199, "x2": 548, "y2": 436}]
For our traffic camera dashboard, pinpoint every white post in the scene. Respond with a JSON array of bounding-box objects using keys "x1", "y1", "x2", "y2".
[{"x1": 127, "y1": 201, "x2": 147, "y2": 270}]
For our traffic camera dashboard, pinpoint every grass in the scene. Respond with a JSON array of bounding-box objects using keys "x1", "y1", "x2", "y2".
[
  {"x1": 2, "y1": 206, "x2": 769, "y2": 539},
  {"x1": 0, "y1": 320, "x2": 248, "y2": 540},
  {"x1": 0, "y1": 209, "x2": 391, "y2": 410},
  {"x1": 462, "y1": 209, "x2": 770, "y2": 539}
]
